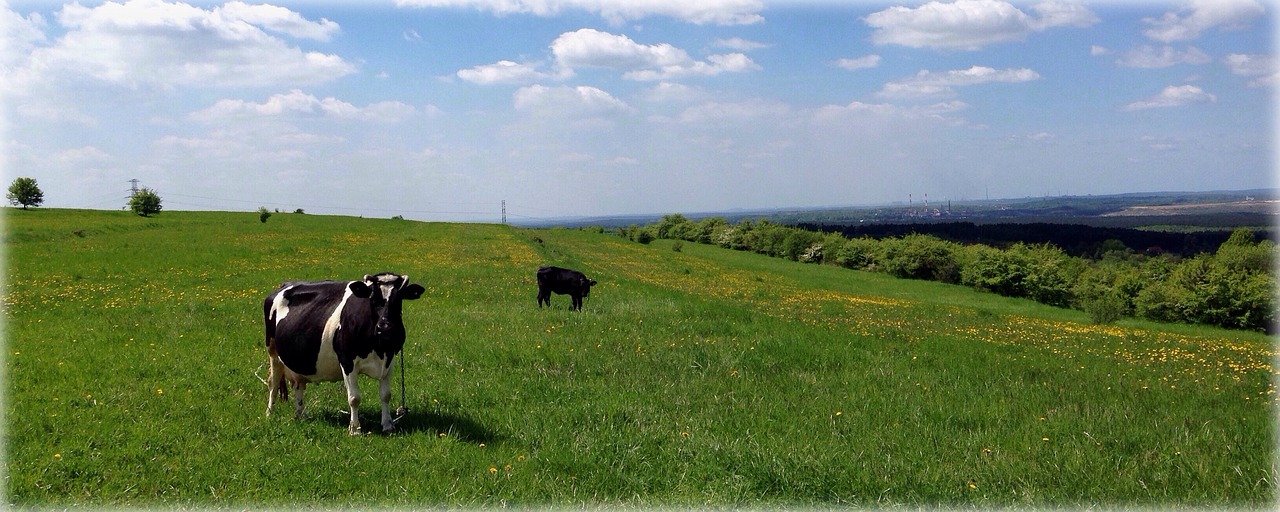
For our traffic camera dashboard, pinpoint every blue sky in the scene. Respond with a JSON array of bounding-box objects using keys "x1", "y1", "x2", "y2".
[{"x1": 2, "y1": 0, "x2": 1274, "y2": 222}]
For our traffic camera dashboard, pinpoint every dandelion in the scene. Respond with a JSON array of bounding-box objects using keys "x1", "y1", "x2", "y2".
[
  {"x1": 489, "y1": 467, "x2": 497, "y2": 475},
  {"x1": 54, "y1": 453, "x2": 61, "y2": 459},
  {"x1": 157, "y1": 388, "x2": 163, "y2": 395},
  {"x1": 1042, "y1": 437, "x2": 1050, "y2": 442}
]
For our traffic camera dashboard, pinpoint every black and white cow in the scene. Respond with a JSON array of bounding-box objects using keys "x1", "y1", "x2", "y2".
[
  {"x1": 263, "y1": 272, "x2": 425, "y2": 434},
  {"x1": 536, "y1": 266, "x2": 597, "y2": 311}
]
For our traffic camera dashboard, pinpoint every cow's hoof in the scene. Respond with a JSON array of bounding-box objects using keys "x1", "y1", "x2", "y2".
[
  {"x1": 382, "y1": 424, "x2": 397, "y2": 434},
  {"x1": 349, "y1": 426, "x2": 364, "y2": 436}
]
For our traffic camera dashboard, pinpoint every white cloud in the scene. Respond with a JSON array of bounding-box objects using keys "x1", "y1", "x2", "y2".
[
  {"x1": 1116, "y1": 45, "x2": 1211, "y2": 68},
  {"x1": 878, "y1": 66, "x2": 1041, "y2": 99},
  {"x1": 833, "y1": 55, "x2": 881, "y2": 71},
  {"x1": 676, "y1": 98, "x2": 790, "y2": 123},
  {"x1": 1142, "y1": 0, "x2": 1265, "y2": 43},
  {"x1": 1090, "y1": 45, "x2": 1111, "y2": 56},
  {"x1": 52, "y1": 146, "x2": 114, "y2": 166},
  {"x1": 1, "y1": 8, "x2": 46, "y2": 71},
  {"x1": 393, "y1": 0, "x2": 765, "y2": 26},
  {"x1": 550, "y1": 28, "x2": 758, "y2": 81},
  {"x1": 18, "y1": 0, "x2": 354, "y2": 90},
  {"x1": 1224, "y1": 53, "x2": 1277, "y2": 87},
  {"x1": 513, "y1": 84, "x2": 633, "y2": 115},
  {"x1": 216, "y1": 2, "x2": 340, "y2": 41},
  {"x1": 624, "y1": 52, "x2": 759, "y2": 81},
  {"x1": 1123, "y1": 85, "x2": 1217, "y2": 111},
  {"x1": 814, "y1": 100, "x2": 970, "y2": 120},
  {"x1": 864, "y1": 0, "x2": 1097, "y2": 51},
  {"x1": 457, "y1": 60, "x2": 562, "y2": 85},
  {"x1": 713, "y1": 37, "x2": 768, "y2": 51},
  {"x1": 191, "y1": 90, "x2": 417, "y2": 122}
]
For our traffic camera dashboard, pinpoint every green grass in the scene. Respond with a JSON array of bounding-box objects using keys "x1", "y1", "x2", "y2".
[{"x1": 4, "y1": 208, "x2": 1276, "y2": 508}]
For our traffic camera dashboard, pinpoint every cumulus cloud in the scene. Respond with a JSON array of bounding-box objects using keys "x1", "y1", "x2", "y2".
[
  {"x1": 1116, "y1": 45, "x2": 1211, "y2": 68},
  {"x1": 394, "y1": 0, "x2": 764, "y2": 26},
  {"x1": 513, "y1": 84, "x2": 633, "y2": 116},
  {"x1": 833, "y1": 55, "x2": 881, "y2": 70},
  {"x1": 550, "y1": 28, "x2": 759, "y2": 81},
  {"x1": 191, "y1": 90, "x2": 417, "y2": 122},
  {"x1": 17, "y1": 0, "x2": 354, "y2": 90},
  {"x1": 1123, "y1": 85, "x2": 1217, "y2": 111},
  {"x1": 878, "y1": 66, "x2": 1041, "y2": 99},
  {"x1": 1141, "y1": 0, "x2": 1265, "y2": 43},
  {"x1": 1224, "y1": 53, "x2": 1277, "y2": 87},
  {"x1": 457, "y1": 60, "x2": 563, "y2": 85},
  {"x1": 864, "y1": 0, "x2": 1097, "y2": 51}
]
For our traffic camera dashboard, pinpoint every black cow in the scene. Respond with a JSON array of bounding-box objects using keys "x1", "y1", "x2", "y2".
[
  {"x1": 536, "y1": 266, "x2": 597, "y2": 311},
  {"x1": 263, "y1": 272, "x2": 425, "y2": 434}
]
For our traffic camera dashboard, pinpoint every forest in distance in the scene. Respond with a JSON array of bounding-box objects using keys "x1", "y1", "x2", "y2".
[{"x1": 543, "y1": 189, "x2": 1277, "y2": 232}]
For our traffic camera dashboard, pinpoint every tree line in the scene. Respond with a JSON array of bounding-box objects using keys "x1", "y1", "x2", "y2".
[{"x1": 611, "y1": 214, "x2": 1276, "y2": 333}]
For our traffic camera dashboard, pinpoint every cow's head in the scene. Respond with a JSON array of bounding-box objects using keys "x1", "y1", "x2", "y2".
[
  {"x1": 581, "y1": 276, "x2": 598, "y2": 297},
  {"x1": 349, "y1": 272, "x2": 425, "y2": 339}
]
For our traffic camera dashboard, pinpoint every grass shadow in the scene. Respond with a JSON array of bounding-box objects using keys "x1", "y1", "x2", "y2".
[
  {"x1": 315, "y1": 408, "x2": 501, "y2": 443},
  {"x1": 395, "y1": 409, "x2": 502, "y2": 444}
]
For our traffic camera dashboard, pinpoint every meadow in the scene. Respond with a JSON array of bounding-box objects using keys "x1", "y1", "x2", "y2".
[{"x1": 3, "y1": 208, "x2": 1276, "y2": 508}]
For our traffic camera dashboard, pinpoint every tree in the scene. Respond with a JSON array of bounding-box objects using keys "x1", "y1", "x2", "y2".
[
  {"x1": 129, "y1": 188, "x2": 162, "y2": 217},
  {"x1": 7, "y1": 177, "x2": 43, "y2": 209},
  {"x1": 258, "y1": 206, "x2": 272, "y2": 223}
]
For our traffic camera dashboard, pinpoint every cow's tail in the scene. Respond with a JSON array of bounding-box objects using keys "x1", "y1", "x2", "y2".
[{"x1": 263, "y1": 293, "x2": 277, "y2": 348}]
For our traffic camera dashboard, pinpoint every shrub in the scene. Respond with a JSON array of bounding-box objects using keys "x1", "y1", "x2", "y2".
[
  {"x1": 833, "y1": 237, "x2": 880, "y2": 270},
  {"x1": 129, "y1": 188, "x2": 162, "y2": 217},
  {"x1": 258, "y1": 206, "x2": 272, "y2": 223},
  {"x1": 1081, "y1": 291, "x2": 1127, "y2": 324},
  {"x1": 880, "y1": 234, "x2": 961, "y2": 283}
]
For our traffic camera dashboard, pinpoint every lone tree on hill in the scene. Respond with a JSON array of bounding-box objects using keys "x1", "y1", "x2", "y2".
[
  {"x1": 129, "y1": 187, "x2": 162, "y2": 217},
  {"x1": 7, "y1": 177, "x2": 44, "y2": 210}
]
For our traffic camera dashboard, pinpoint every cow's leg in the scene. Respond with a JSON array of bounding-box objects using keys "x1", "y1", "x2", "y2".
[
  {"x1": 571, "y1": 294, "x2": 582, "y2": 311},
  {"x1": 537, "y1": 287, "x2": 549, "y2": 308},
  {"x1": 266, "y1": 356, "x2": 280, "y2": 417},
  {"x1": 292, "y1": 380, "x2": 307, "y2": 419},
  {"x1": 379, "y1": 373, "x2": 395, "y2": 433},
  {"x1": 343, "y1": 370, "x2": 363, "y2": 435}
]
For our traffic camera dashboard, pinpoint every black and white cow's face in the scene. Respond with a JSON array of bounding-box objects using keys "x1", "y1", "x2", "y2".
[{"x1": 351, "y1": 273, "x2": 425, "y2": 339}]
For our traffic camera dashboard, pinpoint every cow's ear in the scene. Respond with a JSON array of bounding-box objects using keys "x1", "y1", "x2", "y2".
[
  {"x1": 589, "y1": 279, "x2": 598, "y2": 286},
  {"x1": 348, "y1": 281, "x2": 374, "y2": 298},
  {"x1": 401, "y1": 283, "x2": 426, "y2": 300}
]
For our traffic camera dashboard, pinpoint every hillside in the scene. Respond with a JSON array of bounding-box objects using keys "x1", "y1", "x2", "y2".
[{"x1": 4, "y1": 209, "x2": 1276, "y2": 508}]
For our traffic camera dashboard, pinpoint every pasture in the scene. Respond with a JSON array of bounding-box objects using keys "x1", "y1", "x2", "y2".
[{"x1": 3, "y1": 209, "x2": 1276, "y2": 508}]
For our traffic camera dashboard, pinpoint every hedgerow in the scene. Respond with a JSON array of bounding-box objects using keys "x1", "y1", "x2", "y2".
[{"x1": 620, "y1": 216, "x2": 1276, "y2": 333}]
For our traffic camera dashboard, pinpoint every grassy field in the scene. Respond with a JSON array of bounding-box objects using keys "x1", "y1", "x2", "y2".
[{"x1": 3, "y1": 208, "x2": 1276, "y2": 508}]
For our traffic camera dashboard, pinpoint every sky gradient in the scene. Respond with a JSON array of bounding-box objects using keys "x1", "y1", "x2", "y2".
[{"x1": 2, "y1": 0, "x2": 1275, "y2": 222}]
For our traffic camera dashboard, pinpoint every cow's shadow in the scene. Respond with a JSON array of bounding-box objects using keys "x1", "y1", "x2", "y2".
[{"x1": 319, "y1": 408, "x2": 500, "y2": 443}]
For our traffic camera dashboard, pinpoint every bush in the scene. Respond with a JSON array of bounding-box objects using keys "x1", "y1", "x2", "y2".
[
  {"x1": 129, "y1": 188, "x2": 162, "y2": 217},
  {"x1": 880, "y1": 234, "x2": 962, "y2": 283},
  {"x1": 1081, "y1": 292, "x2": 1127, "y2": 324},
  {"x1": 833, "y1": 237, "x2": 880, "y2": 270},
  {"x1": 258, "y1": 206, "x2": 272, "y2": 223}
]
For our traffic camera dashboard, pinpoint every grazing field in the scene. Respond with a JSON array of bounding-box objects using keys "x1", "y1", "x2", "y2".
[{"x1": 3, "y1": 209, "x2": 1276, "y2": 508}]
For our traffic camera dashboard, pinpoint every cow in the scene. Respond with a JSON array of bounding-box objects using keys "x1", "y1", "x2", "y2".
[
  {"x1": 263, "y1": 272, "x2": 425, "y2": 434},
  {"x1": 536, "y1": 266, "x2": 597, "y2": 311}
]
